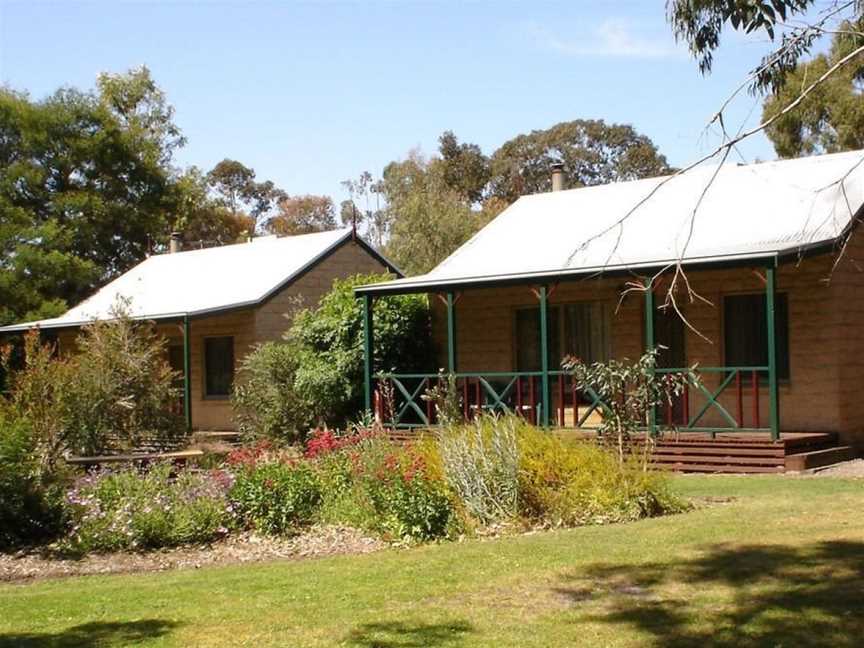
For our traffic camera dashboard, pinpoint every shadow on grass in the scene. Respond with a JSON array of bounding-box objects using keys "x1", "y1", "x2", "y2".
[
  {"x1": 0, "y1": 619, "x2": 178, "y2": 647},
  {"x1": 557, "y1": 540, "x2": 864, "y2": 648},
  {"x1": 346, "y1": 620, "x2": 474, "y2": 647}
]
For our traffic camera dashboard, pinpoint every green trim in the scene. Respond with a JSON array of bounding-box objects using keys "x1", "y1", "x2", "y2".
[
  {"x1": 446, "y1": 292, "x2": 457, "y2": 373},
  {"x1": 183, "y1": 315, "x2": 192, "y2": 432},
  {"x1": 766, "y1": 266, "x2": 780, "y2": 440},
  {"x1": 362, "y1": 295, "x2": 374, "y2": 413},
  {"x1": 539, "y1": 286, "x2": 550, "y2": 428},
  {"x1": 644, "y1": 282, "x2": 656, "y2": 436}
]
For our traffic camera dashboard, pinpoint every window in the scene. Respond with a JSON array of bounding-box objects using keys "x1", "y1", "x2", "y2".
[
  {"x1": 723, "y1": 293, "x2": 789, "y2": 380},
  {"x1": 167, "y1": 343, "x2": 185, "y2": 389},
  {"x1": 515, "y1": 302, "x2": 610, "y2": 371},
  {"x1": 204, "y1": 336, "x2": 234, "y2": 397}
]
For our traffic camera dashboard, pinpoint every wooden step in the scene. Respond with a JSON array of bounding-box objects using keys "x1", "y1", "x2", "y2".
[
  {"x1": 651, "y1": 453, "x2": 783, "y2": 466},
  {"x1": 652, "y1": 462, "x2": 784, "y2": 474},
  {"x1": 651, "y1": 446, "x2": 785, "y2": 457},
  {"x1": 785, "y1": 446, "x2": 857, "y2": 472}
]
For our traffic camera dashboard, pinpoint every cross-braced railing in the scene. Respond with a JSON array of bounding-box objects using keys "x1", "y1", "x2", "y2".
[{"x1": 374, "y1": 366, "x2": 774, "y2": 438}]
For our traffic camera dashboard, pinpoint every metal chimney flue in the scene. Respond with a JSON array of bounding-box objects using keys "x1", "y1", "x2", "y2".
[
  {"x1": 551, "y1": 162, "x2": 565, "y2": 192},
  {"x1": 169, "y1": 232, "x2": 183, "y2": 254}
]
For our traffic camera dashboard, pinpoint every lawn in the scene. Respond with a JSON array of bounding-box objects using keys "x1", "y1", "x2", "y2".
[{"x1": 1, "y1": 475, "x2": 862, "y2": 647}]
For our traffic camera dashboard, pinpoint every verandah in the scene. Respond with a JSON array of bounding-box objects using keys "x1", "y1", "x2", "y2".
[{"x1": 358, "y1": 263, "x2": 782, "y2": 440}]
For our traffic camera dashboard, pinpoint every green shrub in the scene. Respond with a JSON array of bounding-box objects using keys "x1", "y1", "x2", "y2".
[
  {"x1": 0, "y1": 415, "x2": 66, "y2": 549},
  {"x1": 517, "y1": 425, "x2": 687, "y2": 526},
  {"x1": 2, "y1": 307, "x2": 183, "y2": 469},
  {"x1": 232, "y1": 341, "x2": 310, "y2": 443},
  {"x1": 437, "y1": 415, "x2": 520, "y2": 524},
  {"x1": 65, "y1": 463, "x2": 232, "y2": 553},
  {"x1": 289, "y1": 273, "x2": 433, "y2": 427},
  {"x1": 230, "y1": 461, "x2": 322, "y2": 535}
]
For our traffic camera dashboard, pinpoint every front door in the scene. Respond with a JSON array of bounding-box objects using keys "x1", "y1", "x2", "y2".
[{"x1": 653, "y1": 305, "x2": 686, "y2": 425}]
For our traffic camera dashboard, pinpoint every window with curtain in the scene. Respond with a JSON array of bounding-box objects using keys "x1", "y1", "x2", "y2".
[
  {"x1": 204, "y1": 336, "x2": 235, "y2": 397},
  {"x1": 515, "y1": 302, "x2": 610, "y2": 371},
  {"x1": 723, "y1": 293, "x2": 790, "y2": 380}
]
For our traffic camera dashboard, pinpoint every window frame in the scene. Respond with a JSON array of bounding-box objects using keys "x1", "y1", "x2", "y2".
[
  {"x1": 202, "y1": 335, "x2": 235, "y2": 399},
  {"x1": 721, "y1": 291, "x2": 790, "y2": 383},
  {"x1": 512, "y1": 300, "x2": 612, "y2": 372}
]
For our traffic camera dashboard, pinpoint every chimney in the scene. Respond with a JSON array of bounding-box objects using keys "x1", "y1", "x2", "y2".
[
  {"x1": 551, "y1": 162, "x2": 565, "y2": 192},
  {"x1": 169, "y1": 232, "x2": 183, "y2": 254}
]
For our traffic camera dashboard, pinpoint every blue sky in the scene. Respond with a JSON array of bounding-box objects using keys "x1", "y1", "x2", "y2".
[{"x1": 1, "y1": 1, "x2": 783, "y2": 203}]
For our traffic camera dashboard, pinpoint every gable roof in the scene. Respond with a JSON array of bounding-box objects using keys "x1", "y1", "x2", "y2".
[
  {"x1": 1, "y1": 228, "x2": 397, "y2": 332},
  {"x1": 358, "y1": 149, "x2": 864, "y2": 295}
]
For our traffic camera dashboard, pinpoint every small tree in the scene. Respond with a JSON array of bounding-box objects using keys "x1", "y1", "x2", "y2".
[
  {"x1": 1, "y1": 307, "x2": 183, "y2": 469},
  {"x1": 562, "y1": 349, "x2": 692, "y2": 463}
]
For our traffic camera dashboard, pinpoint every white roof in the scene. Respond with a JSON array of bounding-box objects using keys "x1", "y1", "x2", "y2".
[
  {"x1": 2, "y1": 228, "x2": 372, "y2": 331},
  {"x1": 360, "y1": 150, "x2": 864, "y2": 294}
]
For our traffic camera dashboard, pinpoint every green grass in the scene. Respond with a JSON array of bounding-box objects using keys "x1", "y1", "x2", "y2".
[{"x1": 1, "y1": 475, "x2": 862, "y2": 647}]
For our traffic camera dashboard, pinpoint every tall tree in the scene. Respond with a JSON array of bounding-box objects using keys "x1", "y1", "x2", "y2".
[
  {"x1": 381, "y1": 152, "x2": 483, "y2": 275},
  {"x1": 206, "y1": 159, "x2": 284, "y2": 238},
  {"x1": 168, "y1": 167, "x2": 251, "y2": 247},
  {"x1": 0, "y1": 67, "x2": 182, "y2": 324},
  {"x1": 488, "y1": 119, "x2": 671, "y2": 203},
  {"x1": 264, "y1": 195, "x2": 337, "y2": 236},
  {"x1": 763, "y1": 25, "x2": 864, "y2": 158},
  {"x1": 438, "y1": 130, "x2": 491, "y2": 204}
]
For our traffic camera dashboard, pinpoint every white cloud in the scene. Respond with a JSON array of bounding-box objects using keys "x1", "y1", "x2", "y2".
[{"x1": 528, "y1": 19, "x2": 684, "y2": 60}]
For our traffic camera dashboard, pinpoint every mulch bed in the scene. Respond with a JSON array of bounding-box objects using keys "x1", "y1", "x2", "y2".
[{"x1": 0, "y1": 525, "x2": 385, "y2": 585}]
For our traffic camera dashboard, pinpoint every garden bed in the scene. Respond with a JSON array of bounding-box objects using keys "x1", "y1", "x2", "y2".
[{"x1": 0, "y1": 525, "x2": 384, "y2": 584}]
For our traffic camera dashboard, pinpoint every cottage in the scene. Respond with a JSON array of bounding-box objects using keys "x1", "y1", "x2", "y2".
[
  {"x1": 357, "y1": 150, "x2": 864, "y2": 471},
  {"x1": 1, "y1": 228, "x2": 398, "y2": 431}
]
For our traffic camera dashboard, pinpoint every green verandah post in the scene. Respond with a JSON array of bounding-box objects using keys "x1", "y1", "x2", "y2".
[
  {"x1": 644, "y1": 281, "x2": 656, "y2": 436},
  {"x1": 446, "y1": 292, "x2": 457, "y2": 373},
  {"x1": 766, "y1": 265, "x2": 780, "y2": 441},
  {"x1": 362, "y1": 294, "x2": 374, "y2": 413},
  {"x1": 539, "y1": 285, "x2": 550, "y2": 428},
  {"x1": 183, "y1": 314, "x2": 192, "y2": 432}
]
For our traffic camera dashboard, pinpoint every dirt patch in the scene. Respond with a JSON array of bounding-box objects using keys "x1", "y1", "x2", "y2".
[
  {"x1": 809, "y1": 459, "x2": 864, "y2": 478},
  {"x1": 0, "y1": 525, "x2": 385, "y2": 584}
]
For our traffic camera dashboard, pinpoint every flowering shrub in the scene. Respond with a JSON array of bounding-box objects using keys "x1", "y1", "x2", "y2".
[
  {"x1": 229, "y1": 461, "x2": 322, "y2": 535},
  {"x1": 65, "y1": 463, "x2": 233, "y2": 553},
  {"x1": 304, "y1": 426, "x2": 378, "y2": 459}
]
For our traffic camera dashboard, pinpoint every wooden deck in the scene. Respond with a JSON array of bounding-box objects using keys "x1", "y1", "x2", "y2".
[{"x1": 561, "y1": 430, "x2": 857, "y2": 473}]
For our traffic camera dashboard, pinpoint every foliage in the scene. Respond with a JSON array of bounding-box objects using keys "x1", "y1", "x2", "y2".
[
  {"x1": 421, "y1": 372, "x2": 463, "y2": 428},
  {"x1": 0, "y1": 67, "x2": 181, "y2": 324},
  {"x1": 231, "y1": 341, "x2": 310, "y2": 443},
  {"x1": 64, "y1": 463, "x2": 232, "y2": 553},
  {"x1": 380, "y1": 151, "x2": 487, "y2": 275},
  {"x1": 265, "y1": 195, "x2": 338, "y2": 236},
  {"x1": 437, "y1": 130, "x2": 491, "y2": 205},
  {"x1": 488, "y1": 119, "x2": 672, "y2": 203},
  {"x1": 517, "y1": 426, "x2": 687, "y2": 526},
  {"x1": 169, "y1": 167, "x2": 251, "y2": 247},
  {"x1": 563, "y1": 349, "x2": 691, "y2": 460},
  {"x1": 1, "y1": 310, "x2": 184, "y2": 471},
  {"x1": 0, "y1": 415, "x2": 67, "y2": 549},
  {"x1": 229, "y1": 460, "x2": 322, "y2": 535},
  {"x1": 665, "y1": 1, "x2": 864, "y2": 96},
  {"x1": 288, "y1": 273, "x2": 433, "y2": 428},
  {"x1": 207, "y1": 159, "x2": 284, "y2": 237},
  {"x1": 436, "y1": 416, "x2": 520, "y2": 524},
  {"x1": 763, "y1": 24, "x2": 864, "y2": 158}
]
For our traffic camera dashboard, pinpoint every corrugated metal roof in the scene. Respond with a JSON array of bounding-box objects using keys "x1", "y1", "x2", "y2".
[
  {"x1": 1, "y1": 228, "x2": 360, "y2": 332},
  {"x1": 358, "y1": 150, "x2": 864, "y2": 294}
]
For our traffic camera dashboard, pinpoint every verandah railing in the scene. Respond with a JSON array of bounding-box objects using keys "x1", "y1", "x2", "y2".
[{"x1": 374, "y1": 366, "x2": 772, "y2": 436}]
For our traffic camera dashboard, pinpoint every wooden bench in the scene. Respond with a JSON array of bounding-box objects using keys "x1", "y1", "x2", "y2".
[{"x1": 66, "y1": 449, "x2": 204, "y2": 469}]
